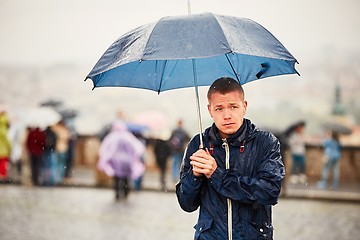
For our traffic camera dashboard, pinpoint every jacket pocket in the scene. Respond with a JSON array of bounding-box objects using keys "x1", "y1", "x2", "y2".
[
  {"x1": 247, "y1": 204, "x2": 273, "y2": 239},
  {"x1": 249, "y1": 221, "x2": 273, "y2": 240},
  {"x1": 194, "y1": 219, "x2": 213, "y2": 240}
]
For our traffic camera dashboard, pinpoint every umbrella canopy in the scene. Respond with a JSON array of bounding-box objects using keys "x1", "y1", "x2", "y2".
[
  {"x1": 87, "y1": 12, "x2": 298, "y2": 91},
  {"x1": 40, "y1": 99, "x2": 63, "y2": 109},
  {"x1": 59, "y1": 109, "x2": 78, "y2": 120},
  {"x1": 125, "y1": 122, "x2": 149, "y2": 134},
  {"x1": 86, "y1": 12, "x2": 299, "y2": 146},
  {"x1": 323, "y1": 121, "x2": 352, "y2": 135},
  {"x1": 284, "y1": 120, "x2": 306, "y2": 137},
  {"x1": 25, "y1": 107, "x2": 61, "y2": 129},
  {"x1": 133, "y1": 111, "x2": 168, "y2": 131}
]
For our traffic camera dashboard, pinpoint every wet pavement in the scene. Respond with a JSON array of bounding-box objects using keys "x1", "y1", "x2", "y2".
[{"x1": 1, "y1": 185, "x2": 359, "y2": 240}]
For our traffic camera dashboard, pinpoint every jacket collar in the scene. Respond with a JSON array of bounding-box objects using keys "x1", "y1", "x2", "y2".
[{"x1": 206, "y1": 118, "x2": 257, "y2": 146}]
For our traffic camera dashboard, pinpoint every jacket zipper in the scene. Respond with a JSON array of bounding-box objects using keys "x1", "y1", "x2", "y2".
[{"x1": 222, "y1": 139, "x2": 232, "y2": 240}]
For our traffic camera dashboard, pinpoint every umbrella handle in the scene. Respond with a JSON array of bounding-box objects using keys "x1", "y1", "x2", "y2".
[{"x1": 192, "y1": 59, "x2": 204, "y2": 148}]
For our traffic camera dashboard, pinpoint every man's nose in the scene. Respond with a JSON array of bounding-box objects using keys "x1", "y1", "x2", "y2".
[{"x1": 223, "y1": 108, "x2": 231, "y2": 119}]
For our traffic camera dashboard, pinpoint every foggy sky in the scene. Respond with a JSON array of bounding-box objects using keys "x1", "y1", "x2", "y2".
[
  {"x1": 1, "y1": 0, "x2": 359, "y2": 135},
  {"x1": 0, "y1": 0, "x2": 359, "y2": 67}
]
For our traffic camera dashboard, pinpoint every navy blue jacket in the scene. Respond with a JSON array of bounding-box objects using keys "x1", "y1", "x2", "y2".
[{"x1": 176, "y1": 119, "x2": 285, "y2": 240}]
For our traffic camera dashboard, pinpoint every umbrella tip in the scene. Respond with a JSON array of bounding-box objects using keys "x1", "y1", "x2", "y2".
[{"x1": 84, "y1": 77, "x2": 96, "y2": 90}]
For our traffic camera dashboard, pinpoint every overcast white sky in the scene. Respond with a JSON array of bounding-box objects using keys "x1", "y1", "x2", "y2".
[
  {"x1": 0, "y1": 0, "x2": 359, "y2": 67},
  {"x1": 0, "y1": 0, "x2": 359, "y2": 135}
]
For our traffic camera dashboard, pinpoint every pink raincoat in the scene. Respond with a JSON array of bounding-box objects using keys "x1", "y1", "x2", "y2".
[{"x1": 97, "y1": 120, "x2": 145, "y2": 179}]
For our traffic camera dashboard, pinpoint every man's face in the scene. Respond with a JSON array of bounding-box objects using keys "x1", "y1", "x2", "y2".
[{"x1": 207, "y1": 90, "x2": 247, "y2": 139}]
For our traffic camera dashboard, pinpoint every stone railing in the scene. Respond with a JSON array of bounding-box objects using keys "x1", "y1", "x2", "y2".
[{"x1": 74, "y1": 135, "x2": 360, "y2": 184}]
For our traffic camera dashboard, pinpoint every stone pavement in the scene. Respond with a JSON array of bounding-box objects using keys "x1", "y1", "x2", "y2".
[
  {"x1": 63, "y1": 166, "x2": 360, "y2": 203},
  {"x1": 0, "y1": 185, "x2": 359, "y2": 240}
]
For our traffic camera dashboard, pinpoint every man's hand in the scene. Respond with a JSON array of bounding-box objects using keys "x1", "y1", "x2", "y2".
[{"x1": 190, "y1": 148, "x2": 217, "y2": 178}]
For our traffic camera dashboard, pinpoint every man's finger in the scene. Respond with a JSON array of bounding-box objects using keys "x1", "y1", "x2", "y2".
[
  {"x1": 190, "y1": 155, "x2": 208, "y2": 164},
  {"x1": 205, "y1": 148, "x2": 210, "y2": 155},
  {"x1": 190, "y1": 160, "x2": 208, "y2": 169}
]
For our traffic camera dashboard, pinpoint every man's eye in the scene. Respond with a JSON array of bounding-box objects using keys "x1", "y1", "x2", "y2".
[
  {"x1": 231, "y1": 106, "x2": 238, "y2": 109},
  {"x1": 215, "y1": 108, "x2": 222, "y2": 111}
]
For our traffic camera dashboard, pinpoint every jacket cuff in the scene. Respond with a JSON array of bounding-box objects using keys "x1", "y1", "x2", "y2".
[
  {"x1": 191, "y1": 171, "x2": 204, "y2": 184},
  {"x1": 209, "y1": 167, "x2": 224, "y2": 191},
  {"x1": 183, "y1": 169, "x2": 203, "y2": 188}
]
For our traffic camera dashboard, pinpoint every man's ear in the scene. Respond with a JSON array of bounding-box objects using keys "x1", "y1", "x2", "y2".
[
  {"x1": 243, "y1": 100, "x2": 248, "y2": 115},
  {"x1": 207, "y1": 104, "x2": 213, "y2": 118}
]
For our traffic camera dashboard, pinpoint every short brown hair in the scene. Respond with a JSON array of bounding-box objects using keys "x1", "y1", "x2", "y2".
[{"x1": 207, "y1": 77, "x2": 244, "y2": 100}]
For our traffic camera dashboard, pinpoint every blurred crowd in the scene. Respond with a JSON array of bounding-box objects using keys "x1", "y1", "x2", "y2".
[
  {"x1": 0, "y1": 103, "x2": 192, "y2": 197},
  {"x1": 0, "y1": 105, "x2": 77, "y2": 186},
  {"x1": 0, "y1": 104, "x2": 352, "y2": 197}
]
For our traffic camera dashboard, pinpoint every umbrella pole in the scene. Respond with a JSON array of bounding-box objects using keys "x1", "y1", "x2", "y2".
[
  {"x1": 192, "y1": 59, "x2": 204, "y2": 148},
  {"x1": 187, "y1": 0, "x2": 191, "y2": 14}
]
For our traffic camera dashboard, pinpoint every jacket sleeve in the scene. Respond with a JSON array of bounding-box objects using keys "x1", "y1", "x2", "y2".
[
  {"x1": 175, "y1": 135, "x2": 204, "y2": 212},
  {"x1": 210, "y1": 132, "x2": 285, "y2": 205}
]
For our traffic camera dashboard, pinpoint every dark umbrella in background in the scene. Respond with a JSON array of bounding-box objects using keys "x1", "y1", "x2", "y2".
[
  {"x1": 39, "y1": 99, "x2": 63, "y2": 110},
  {"x1": 322, "y1": 121, "x2": 352, "y2": 135},
  {"x1": 59, "y1": 109, "x2": 78, "y2": 121},
  {"x1": 284, "y1": 120, "x2": 306, "y2": 137},
  {"x1": 85, "y1": 12, "x2": 299, "y2": 146}
]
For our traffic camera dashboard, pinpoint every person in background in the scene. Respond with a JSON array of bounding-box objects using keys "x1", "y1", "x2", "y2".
[
  {"x1": 97, "y1": 120, "x2": 145, "y2": 200},
  {"x1": 153, "y1": 136, "x2": 172, "y2": 191},
  {"x1": 7, "y1": 117, "x2": 26, "y2": 182},
  {"x1": 64, "y1": 118, "x2": 77, "y2": 181},
  {"x1": 317, "y1": 131, "x2": 342, "y2": 190},
  {"x1": 169, "y1": 119, "x2": 190, "y2": 182},
  {"x1": 26, "y1": 127, "x2": 46, "y2": 186},
  {"x1": 0, "y1": 110, "x2": 11, "y2": 182},
  {"x1": 42, "y1": 125, "x2": 57, "y2": 186},
  {"x1": 288, "y1": 122, "x2": 307, "y2": 184},
  {"x1": 176, "y1": 77, "x2": 284, "y2": 240},
  {"x1": 52, "y1": 120, "x2": 71, "y2": 184}
]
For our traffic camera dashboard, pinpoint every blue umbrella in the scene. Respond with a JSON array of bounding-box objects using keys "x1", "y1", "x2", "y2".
[
  {"x1": 86, "y1": 12, "x2": 299, "y2": 146},
  {"x1": 126, "y1": 122, "x2": 150, "y2": 134}
]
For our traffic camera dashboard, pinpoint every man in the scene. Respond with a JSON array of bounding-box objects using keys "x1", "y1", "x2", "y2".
[{"x1": 176, "y1": 77, "x2": 284, "y2": 240}]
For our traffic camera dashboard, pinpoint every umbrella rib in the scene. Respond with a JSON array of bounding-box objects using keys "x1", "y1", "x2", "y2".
[
  {"x1": 157, "y1": 60, "x2": 168, "y2": 94},
  {"x1": 225, "y1": 54, "x2": 240, "y2": 83}
]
